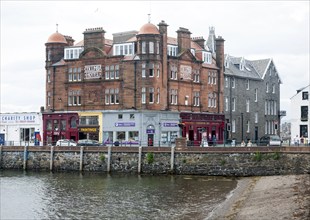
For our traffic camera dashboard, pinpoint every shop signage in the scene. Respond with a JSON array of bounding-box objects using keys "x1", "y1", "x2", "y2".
[
  {"x1": 115, "y1": 122, "x2": 135, "y2": 127},
  {"x1": 180, "y1": 65, "x2": 192, "y2": 80},
  {"x1": 80, "y1": 127, "x2": 97, "y2": 133},
  {"x1": 0, "y1": 113, "x2": 39, "y2": 124},
  {"x1": 163, "y1": 122, "x2": 178, "y2": 127},
  {"x1": 84, "y1": 64, "x2": 102, "y2": 79}
]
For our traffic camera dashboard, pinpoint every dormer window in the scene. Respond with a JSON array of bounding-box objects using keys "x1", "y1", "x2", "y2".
[
  {"x1": 225, "y1": 56, "x2": 230, "y2": 68},
  {"x1": 240, "y1": 58, "x2": 245, "y2": 71},
  {"x1": 64, "y1": 47, "x2": 84, "y2": 60},
  {"x1": 113, "y1": 43, "x2": 134, "y2": 56},
  {"x1": 167, "y1": 45, "x2": 178, "y2": 56},
  {"x1": 191, "y1": 49, "x2": 195, "y2": 56},
  {"x1": 202, "y1": 52, "x2": 212, "y2": 64}
]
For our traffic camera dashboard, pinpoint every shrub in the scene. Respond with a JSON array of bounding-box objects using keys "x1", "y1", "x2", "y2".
[
  {"x1": 272, "y1": 152, "x2": 280, "y2": 160},
  {"x1": 146, "y1": 152, "x2": 154, "y2": 164},
  {"x1": 253, "y1": 151, "x2": 262, "y2": 162},
  {"x1": 220, "y1": 159, "x2": 226, "y2": 166},
  {"x1": 99, "y1": 153, "x2": 105, "y2": 162}
]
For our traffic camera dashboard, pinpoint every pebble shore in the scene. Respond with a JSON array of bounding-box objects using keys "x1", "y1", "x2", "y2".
[{"x1": 207, "y1": 174, "x2": 310, "y2": 220}]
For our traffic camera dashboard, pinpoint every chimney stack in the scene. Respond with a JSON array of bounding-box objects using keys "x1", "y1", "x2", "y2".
[
  {"x1": 83, "y1": 27, "x2": 105, "y2": 51},
  {"x1": 177, "y1": 27, "x2": 191, "y2": 53},
  {"x1": 192, "y1": 36, "x2": 205, "y2": 49}
]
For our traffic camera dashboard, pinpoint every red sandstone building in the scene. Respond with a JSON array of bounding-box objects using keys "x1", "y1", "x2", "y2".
[{"x1": 44, "y1": 20, "x2": 225, "y2": 146}]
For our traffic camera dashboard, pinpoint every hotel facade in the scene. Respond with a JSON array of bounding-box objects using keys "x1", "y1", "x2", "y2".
[{"x1": 43, "y1": 21, "x2": 225, "y2": 146}]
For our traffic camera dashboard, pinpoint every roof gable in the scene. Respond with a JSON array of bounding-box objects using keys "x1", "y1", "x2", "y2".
[
  {"x1": 178, "y1": 49, "x2": 198, "y2": 62},
  {"x1": 80, "y1": 47, "x2": 106, "y2": 59}
]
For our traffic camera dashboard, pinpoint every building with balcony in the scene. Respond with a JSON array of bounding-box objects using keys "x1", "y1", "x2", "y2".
[
  {"x1": 43, "y1": 20, "x2": 225, "y2": 146},
  {"x1": 290, "y1": 85, "x2": 309, "y2": 144}
]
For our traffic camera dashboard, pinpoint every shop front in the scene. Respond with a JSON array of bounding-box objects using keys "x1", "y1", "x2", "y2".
[
  {"x1": 0, "y1": 112, "x2": 43, "y2": 146},
  {"x1": 43, "y1": 112, "x2": 79, "y2": 145},
  {"x1": 78, "y1": 112, "x2": 102, "y2": 142},
  {"x1": 102, "y1": 110, "x2": 180, "y2": 146},
  {"x1": 180, "y1": 112, "x2": 225, "y2": 146}
]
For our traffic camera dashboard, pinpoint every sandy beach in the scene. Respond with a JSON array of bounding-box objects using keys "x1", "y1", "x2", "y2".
[{"x1": 207, "y1": 174, "x2": 310, "y2": 220}]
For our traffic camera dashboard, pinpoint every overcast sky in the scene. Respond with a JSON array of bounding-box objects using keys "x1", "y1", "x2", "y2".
[{"x1": 1, "y1": 1, "x2": 309, "y2": 122}]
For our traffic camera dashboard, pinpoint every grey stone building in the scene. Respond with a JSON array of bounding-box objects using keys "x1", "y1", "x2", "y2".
[{"x1": 223, "y1": 55, "x2": 283, "y2": 144}]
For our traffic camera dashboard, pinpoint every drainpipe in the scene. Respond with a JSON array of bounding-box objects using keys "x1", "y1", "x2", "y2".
[
  {"x1": 52, "y1": 66, "x2": 56, "y2": 111},
  {"x1": 134, "y1": 61, "x2": 137, "y2": 109}
]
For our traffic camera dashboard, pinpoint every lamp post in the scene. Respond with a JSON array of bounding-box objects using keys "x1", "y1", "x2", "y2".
[{"x1": 241, "y1": 113, "x2": 244, "y2": 142}]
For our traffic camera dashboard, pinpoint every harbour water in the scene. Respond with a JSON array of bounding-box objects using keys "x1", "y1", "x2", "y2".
[{"x1": 0, "y1": 171, "x2": 238, "y2": 220}]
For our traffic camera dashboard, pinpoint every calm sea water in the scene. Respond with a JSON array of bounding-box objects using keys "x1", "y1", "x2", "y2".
[{"x1": 0, "y1": 171, "x2": 237, "y2": 220}]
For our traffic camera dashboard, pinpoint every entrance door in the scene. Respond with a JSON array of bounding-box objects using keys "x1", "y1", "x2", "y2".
[
  {"x1": 148, "y1": 134, "x2": 154, "y2": 146},
  {"x1": 0, "y1": 134, "x2": 4, "y2": 145}
]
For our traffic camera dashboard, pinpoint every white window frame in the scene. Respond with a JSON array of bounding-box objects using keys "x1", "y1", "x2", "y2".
[
  {"x1": 246, "y1": 79, "x2": 250, "y2": 90},
  {"x1": 255, "y1": 88, "x2": 258, "y2": 102},
  {"x1": 246, "y1": 121, "x2": 250, "y2": 133},
  {"x1": 142, "y1": 87, "x2": 146, "y2": 104},
  {"x1": 149, "y1": 42, "x2": 154, "y2": 54},
  {"x1": 105, "y1": 66, "x2": 110, "y2": 80},
  {"x1": 255, "y1": 112, "x2": 258, "y2": 123},
  {"x1": 246, "y1": 99, "x2": 250, "y2": 112},
  {"x1": 231, "y1": 77, "x2": 235, "y2": 88},
  {"x1": 232, "y1": 98, "x2": 236, "y2": 112},
  {"x1": 142, "y1": 63, "x2": 146, "y2": 78},
  {"x1": 194, "y1": 92, "x2": 200, "y2": 106},
  {"x1": 225, "y1": 97, "x2": 229, "y2": 111},
  {"x1": 142, "y1": 41, "x2": 146, "y2": 54}
]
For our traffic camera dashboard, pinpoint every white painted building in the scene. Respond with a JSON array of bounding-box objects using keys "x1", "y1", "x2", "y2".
[
  {"x1": 290, "y1": 85, "x2": 309, "y2": 145},
  {"x1": 0, "y1": 112, "x2": 43, "y2": 146}
]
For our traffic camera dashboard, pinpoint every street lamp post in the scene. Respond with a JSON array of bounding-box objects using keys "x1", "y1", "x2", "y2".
[{"x1": 241, "y1": 113, "x2": 244, "y2": 142}]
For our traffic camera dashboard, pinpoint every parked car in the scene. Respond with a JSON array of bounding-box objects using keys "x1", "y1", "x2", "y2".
[
  {"x1": 56, "y1": 139, "x2": 77, "y2": 146},
  {"x1": 258, "y1": 135, "x2": 282, "y2": 146},
  {"x1": 77, "y1": 139, "x2": 104, "y2": 146}
]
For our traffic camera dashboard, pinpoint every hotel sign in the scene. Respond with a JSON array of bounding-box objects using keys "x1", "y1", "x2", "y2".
[
  {"x1": 180, "y1": 65, "x2": 192, "y2": 80},
  {"x1": 84, "y1": 64, "x2": 102, "y2": 79}
]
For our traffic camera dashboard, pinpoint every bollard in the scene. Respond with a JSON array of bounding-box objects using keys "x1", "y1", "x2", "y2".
[
  {"x1": 138, "y1": 146, "x2": 142, "y2": 173},
  {"x1": 107, "y1": 146, "x2": 111, "y2": 173},
  {"x1": 79, "y1": 146, "x2": 84, "y2": 172},
  {"x1": 23, "y1": 145, "x2": 28, "y2": 170},
  {"x1": 50, "y1": 146, "x2": 54, "y2": 171},
  {"x1": 170, "y1": 146, "x2": 175, "y2": 172}
]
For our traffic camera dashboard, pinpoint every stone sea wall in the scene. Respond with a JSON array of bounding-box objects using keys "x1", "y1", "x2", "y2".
[{"x1": 0, "y1": 146, "x2": 309, "y2": 176}]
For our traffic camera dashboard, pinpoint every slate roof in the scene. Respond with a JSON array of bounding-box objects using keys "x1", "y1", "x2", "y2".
[
  {"x1": 248, "y1": 59, "x2": 271, "y2": 78},
  {"x1": 225, "y1": 55, "x2": 262, "y2": 80}
]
